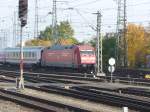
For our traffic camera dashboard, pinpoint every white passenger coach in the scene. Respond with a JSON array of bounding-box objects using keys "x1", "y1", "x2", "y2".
[{"x1": 0, "y1": 47, "x2": 44, "y2": 65}]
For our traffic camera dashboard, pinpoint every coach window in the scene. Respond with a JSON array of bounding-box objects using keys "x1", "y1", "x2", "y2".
[
  {"x1": 28, "y1": 52, "x2": 29, "y2": 58},
  {"x1": 9, "y1": 52, "x2": 12, "y2": 58},
  {"x1": 11, "y1": 52, "x2": 12, "y2": 57},
  {"x1": 14, "y1": 52, "x2": 15, "y2": 58},
  {"x1": 30, "y1": 52, "x2": 32, "y2": 58},
  {"x1": 24, "y1": 52, "x2": 25, "y2": 57},
  {"x1": 9, "y1": 53, "x2": 10, "y2": 57},
  {"x1": 26, "y1": 52, "x2": 28, "y2": 58},
  {"x1": 28, "y1": 52, "x2": 30, "y2": 58},
  {"x1": 34, "y1": 52, "x2": 35, "y2": 57},
  {"x1": 31, "y1": 52, "x2": 34, "y2": 58},
  {"x1": 12, "y1": 52, "x2": 14, "y2": 58},
  {"x1": 27, "y1": 52, "x2": 30, "y2": 58},
  {"x1": 23, "y1": 52, "x2": 26, "y2": 58},
  {"x1": 7, "y1": 53, "x2": 9, "y2": 58},
  {"x1": 17, "y1": 52, "x2": 19, "y2": 58},
  {"x1": 16, "y1": 52, "x2": 18, "y2": 58},
  {"x1": 31, "y1": 52, "x2": 33, "y2": 58},
  {"x1": 15, "y1": 52, "x2": 17, "y2": 58},
  {"x1": 9, "y1": 52, "x2": 11, "y2": 58}
]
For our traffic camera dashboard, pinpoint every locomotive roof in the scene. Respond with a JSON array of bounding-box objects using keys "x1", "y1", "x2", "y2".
[
  {"x1": 47, "y1": 45, "x2": 76, "y2": 50},
  {"x1": 46, "y1": 44, "x2": 94, "y2": 50}
]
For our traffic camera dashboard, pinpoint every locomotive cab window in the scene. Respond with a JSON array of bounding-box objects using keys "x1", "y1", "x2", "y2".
[{"x1": 80, "y1": 51, "x2": 94, "y2": 55}]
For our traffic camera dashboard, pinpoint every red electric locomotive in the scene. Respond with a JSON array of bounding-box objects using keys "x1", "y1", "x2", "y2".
[{"x1": 41, "y1": 44, "x2": 96, "y2": 71}]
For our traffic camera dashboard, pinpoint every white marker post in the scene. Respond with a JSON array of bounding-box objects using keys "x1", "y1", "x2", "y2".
[
  {"x1": 108, "y1": 58, "x2": 116, "y2": 83},
  {"x1": 123, "y1": 107, "x2": 128, "y2": 112}
]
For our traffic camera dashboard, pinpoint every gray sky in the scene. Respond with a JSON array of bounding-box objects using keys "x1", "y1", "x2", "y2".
[{"x1": 0, "y1": 0, "x2": 150, "y2": 47}]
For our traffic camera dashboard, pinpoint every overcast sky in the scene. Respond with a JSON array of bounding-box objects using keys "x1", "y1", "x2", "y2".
[{"x1": 0, "y1": 0, "x2": 150, "y2": 47}]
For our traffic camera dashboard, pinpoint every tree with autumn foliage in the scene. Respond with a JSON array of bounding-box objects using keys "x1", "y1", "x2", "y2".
[
  {"x1": 58, "y1": 37, "x2": 78, "y2": 45},
  {"x1": 145, "y1": 31, "x2": 150, "y2": 54},
  {"x1": 127, "y1": 24, "x2": 147, "y2": 68},
  {"x1": 25, "y1": 39, "x2": 52, "y2": 47}
]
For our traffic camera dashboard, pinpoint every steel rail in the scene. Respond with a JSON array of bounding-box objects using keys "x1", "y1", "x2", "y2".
[{"x1": 0, "y1": 88, "x2": 90, "y2": 112}]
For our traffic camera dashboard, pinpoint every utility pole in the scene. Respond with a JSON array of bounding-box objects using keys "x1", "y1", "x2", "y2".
[
  {"x1": 116, "y1": 0, "x2": 127, "y2": 67},
  {"x1": 1, "y1": 30, "x2": 7, "y2": 48},
  {"x1": 0, "y1": 30, "x2": 3, "y2": 49},
  {"x1": 34, "y1": 0, "x2": 38, "y2": 38},
  {"x1": 52, "y1": 0, "x2": 58, "y2": 44},
  {"x1": 51, "y1": 0, "x2": 67, "y2": 44},
  {"x1": 1, "y1": 20, "x2": 5, "y2": 49},
  {"x1": 4, "y1": 30, "x2": 7, "y2": 48},
  {"x1": 0, "y1": 30, "x2": 1, "y2": 48},
  {"x1": 94, "y1": 11, "x2": 105, "y2": 77},
  {"x1": 13, "y1": 11, "x2": 17, "y2": 47}
]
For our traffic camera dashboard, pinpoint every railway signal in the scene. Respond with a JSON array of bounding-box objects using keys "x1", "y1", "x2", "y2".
[
  {"x1": 19, "y1": 0, "x2": 28, "y2": 27},
  {"x1": 18, "y1": 0, "x2": 28, "y2": 89}
]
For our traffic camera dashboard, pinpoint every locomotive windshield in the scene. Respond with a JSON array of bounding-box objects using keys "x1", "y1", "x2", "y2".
[{"x1": 80, "y1": 50, "x2": 94, "y2": 55}]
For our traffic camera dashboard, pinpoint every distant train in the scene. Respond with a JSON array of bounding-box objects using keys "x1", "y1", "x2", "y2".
[{"x1": 0, "y1": 45, "x2": 96, "y2": 72}]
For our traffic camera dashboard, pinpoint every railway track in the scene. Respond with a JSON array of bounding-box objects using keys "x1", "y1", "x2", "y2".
[
  {"x1": 27, "y1": 85, "x2": 150, "y2": 111},
  {"x1": 0, "y1": 65, "x2": 93, "y2": 77},
  {"x1": 72, "y1": 85, "x2": 150, "y2": 98},
  {"x1": 118, "y1": 87, "x2": 150, "y2": 98},
  {"x1": 115, "y1": 68, "x2": 150, "y2": 79},
  {"x1": 0, "y1": 70, "x2": 150, "y2": 111},
  {"x1": 0, "y1": 70, "x2": 104, "y2": 84},
  {"x1": 1, "y1": 74, "x2": 150, "y2": 99},
  {"x1": 0, "y1": 70, "x2": 150, "y2": 97},
  {"x1": 1, "y1": 66, "x2": 150, "y2": 86},
  {"x1": 0, "y1": 88, "x2": 90, "y2": 112},
  {"x1": 99, "y1": 75, "x2": 150, "y2": 86}
]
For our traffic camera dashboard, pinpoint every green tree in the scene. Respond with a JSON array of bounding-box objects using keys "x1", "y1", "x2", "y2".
[
  {"x1": 58, "y1": 21, "x2": 74, "y2": 39},
  {"x1": 88, "y1": 37, "x2": 116, "y2": 70},
  {"x1": 39, "y1": 26, "x2": 53, "y2": 41},
  {"x1": 40, "y1": 21, "x2": 74, "y2": 41},
  {"x1": 26, "y1": 21, "x2": 78, "y2": 46}
]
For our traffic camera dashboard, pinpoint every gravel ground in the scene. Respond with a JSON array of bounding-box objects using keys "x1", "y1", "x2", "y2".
[{"x1": 0, "y1": 99, "x2": 41, "y2": 112}]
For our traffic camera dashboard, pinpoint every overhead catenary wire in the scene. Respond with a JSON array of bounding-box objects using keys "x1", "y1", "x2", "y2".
[
  {"x1": 0, "y1": 0, "x2": 150, "y2": 42},
  {"x1": 71, "y1": 0, "x2": 102, "y2": 8}
]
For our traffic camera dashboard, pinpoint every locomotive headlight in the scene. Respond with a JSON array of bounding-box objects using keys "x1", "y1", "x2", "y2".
[{"x1": 83, "y1": 64, "x2": 86, "y2": 67}]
